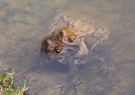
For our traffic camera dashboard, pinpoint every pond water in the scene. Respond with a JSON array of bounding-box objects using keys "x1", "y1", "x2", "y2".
[{"x1": 0, "y1": 0, "x2": 135, "y2": 95}]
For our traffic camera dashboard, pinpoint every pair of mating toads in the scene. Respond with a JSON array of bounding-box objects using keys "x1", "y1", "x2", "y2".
[{"x1": 41, "y1": 14, "x2": 110, "y2": 94}]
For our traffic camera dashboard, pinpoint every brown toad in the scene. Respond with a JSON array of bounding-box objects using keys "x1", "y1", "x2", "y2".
[
  {"x1": 41, "y1": 34, "x2": 79, "y2": 59},
  {"x1": 41, "y1": 33, "x2": 80, "y2": 94},
  {"x1": 51, "y1": 14, "x2": 109, "y2": 57}
]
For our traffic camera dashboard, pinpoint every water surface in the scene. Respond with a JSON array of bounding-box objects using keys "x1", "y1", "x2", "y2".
[{"x1": 0, "y1": 0, "x2": 135, "y2": 95}]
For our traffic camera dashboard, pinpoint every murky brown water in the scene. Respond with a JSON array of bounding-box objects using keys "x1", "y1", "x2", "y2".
[{"x1": 0, "y1": 0, "x2": 135, "y2": 95}]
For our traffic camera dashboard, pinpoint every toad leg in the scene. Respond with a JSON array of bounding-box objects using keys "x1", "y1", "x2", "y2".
[
  {"x1": 90, "y1": 26, "x2": 109, "y2": 51},
  {"x1": 53, "y1": 57, "x2": 78, "y2": 95}
]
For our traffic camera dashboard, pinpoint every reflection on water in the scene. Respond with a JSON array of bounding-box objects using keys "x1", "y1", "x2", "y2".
[{"x1": 0, "y1": 0, "x2": 135, "y2": 95}]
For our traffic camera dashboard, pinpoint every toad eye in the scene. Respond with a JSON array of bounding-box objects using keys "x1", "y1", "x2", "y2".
[
  {"x1": 54, "y1": 46, "x2": 62, "y2": 53},
  {"x1": 69, "y1": 38, "x2": 75, "y2": 42},
  {"x1": 55, "y1": 49, "x2": 61, "y2": 53},
  {"x1": 68, "y1": 35, "x2": 76, "y2": 42}
]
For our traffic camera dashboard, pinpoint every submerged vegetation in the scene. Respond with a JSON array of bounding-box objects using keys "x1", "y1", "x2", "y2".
[{"x1": 0, "y1": 69, "x2": 29, "y2": 95}]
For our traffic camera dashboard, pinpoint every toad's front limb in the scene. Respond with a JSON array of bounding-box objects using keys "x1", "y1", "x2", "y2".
[
  {"x1": 50, "y1": 14, "x2": 74, "y2": 34},
  {"x1": 51, "y1": 14, "x2": 74, "y2": 26},
  {"x1": 74, "y1": 38, "x2": 89, "y2": 57}
]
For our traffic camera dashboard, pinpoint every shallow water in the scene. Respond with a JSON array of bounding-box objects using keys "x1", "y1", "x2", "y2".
[{"x1": 0, "y1": 0, "x2": 135, "y2": 95}]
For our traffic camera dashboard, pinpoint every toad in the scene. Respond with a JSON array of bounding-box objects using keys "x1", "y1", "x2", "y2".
[
  {"x1": 41, "y1": 14, "x2": 112, "y2": 95},
  {"x1": 51, "y1": 14, "x2": 109, "y2": 57},
  {"x1": 41, "y1": 34, "x2": 79, "y2": 59},
  {"x1": 41, "y1": 33, "x2": 113, "y2": 95},
  {"x1": 41, "y1": 33, "x2": 80, "y2": 94}
]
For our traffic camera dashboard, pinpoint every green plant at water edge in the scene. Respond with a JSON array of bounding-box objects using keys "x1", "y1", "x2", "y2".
[{"x1": 0, "y1": 69, "x2": 29, "y2": 95}]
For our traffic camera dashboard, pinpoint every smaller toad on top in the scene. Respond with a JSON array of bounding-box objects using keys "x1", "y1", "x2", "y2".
[{"x1": 51, "y1": 13, "x2": 109, "y2": 57}]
